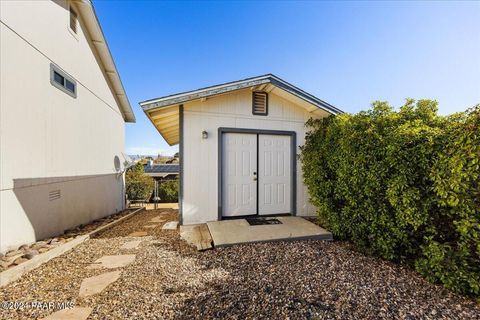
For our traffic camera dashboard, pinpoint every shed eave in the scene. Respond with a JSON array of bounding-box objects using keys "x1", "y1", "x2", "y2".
[
  {"x1": 143, "y1": 105, "x2": 180, "y2": 146},
  {"x1": 139, "y1": 74, "x2": 343, "y2": 116},
  {"x1": 141, "y1": 74, "x2": 345, "y2": 146}
]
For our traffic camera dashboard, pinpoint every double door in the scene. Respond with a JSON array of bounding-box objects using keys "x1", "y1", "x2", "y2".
[{"x1": 222, "y1": 132, "x2": 292, "y2": 217}]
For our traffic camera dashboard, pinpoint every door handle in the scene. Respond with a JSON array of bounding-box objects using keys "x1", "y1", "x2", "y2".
[{"x1": 253, "y1": 172, "x2": 257, "y2": 181}]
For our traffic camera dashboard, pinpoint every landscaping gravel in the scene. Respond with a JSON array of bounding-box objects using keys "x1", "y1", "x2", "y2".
[
  {"x1": 0, "y1": 209, "x2": 134, "y2": 272},
  {"x1": 0, "y1": 209, "x2": 479, "y2": 319}
]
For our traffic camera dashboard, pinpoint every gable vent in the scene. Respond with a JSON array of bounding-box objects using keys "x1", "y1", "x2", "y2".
[
  {"x1": 252, "y1": 92, "x2": 268, "y2": 115},
  {"x1": 49, "y1": 190, "x2": 61, "y2": 201}
]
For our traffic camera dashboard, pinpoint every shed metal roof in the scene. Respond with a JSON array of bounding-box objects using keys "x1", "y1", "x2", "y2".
[
  {"x1": 140, "y1": 74, "x2": 342, "y2": 114},
  {"x1": 140, "y1": 74, "x2": 343, "y2": 146}
]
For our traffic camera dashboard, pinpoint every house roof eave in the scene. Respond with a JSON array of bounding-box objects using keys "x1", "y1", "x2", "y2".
[{"x1": 73, "y1": 0, "x2": 136, "y2": 123}]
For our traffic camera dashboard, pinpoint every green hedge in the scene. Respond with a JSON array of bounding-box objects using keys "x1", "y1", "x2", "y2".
[
  {"x1": 301, "y1": 100, "x2": 479, "y2": 296},
  {"x1": 126, "y1": 163, "x2": 155, "y2": 201},
  {"x1": 158, "y1": 179, "x2": 179, "y2": 203}
]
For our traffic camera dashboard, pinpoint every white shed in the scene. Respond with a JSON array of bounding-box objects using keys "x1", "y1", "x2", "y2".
[{"x1": 140, "y1": 75, "x2": 342, "y2": 225}]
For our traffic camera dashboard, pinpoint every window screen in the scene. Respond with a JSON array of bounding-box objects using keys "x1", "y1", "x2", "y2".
[{"x1": 50, "y1": 64, "x2": 77, "y2": 98}]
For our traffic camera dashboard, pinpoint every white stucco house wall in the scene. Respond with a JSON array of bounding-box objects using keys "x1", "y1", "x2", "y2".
[
  {"x1": 140, "y1": 75, "x2": 342, "y2": 225},
  {"x1": 0, "y1": 0, "x2": 135, "y2": 253}
]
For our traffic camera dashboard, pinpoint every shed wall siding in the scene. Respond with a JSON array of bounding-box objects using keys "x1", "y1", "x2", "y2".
[
  {"x1": 0, "y1": 1, "x2": 126, "y2": 252},
  {"x1": 182, "y1": 89, "x2": 322, "y2": 225}
]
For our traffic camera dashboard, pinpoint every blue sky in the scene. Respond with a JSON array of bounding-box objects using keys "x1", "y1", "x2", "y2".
[{"x1": 94, "y1": 1, "x2": 480, "y2": 156}]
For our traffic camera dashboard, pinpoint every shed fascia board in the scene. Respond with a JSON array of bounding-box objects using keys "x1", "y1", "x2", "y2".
[
  {"x1": 139, "y1": 74, "x2": 343, "y2": 116},
  {"x1": 141, "y1": 77, "x2": 271, "y2": 110},
  {"x1": 268, "y1": 77, "x2": 343, "y2": 115},
  {"x1": 73, "y1": 0, "x2": 135, "y2": 123}
]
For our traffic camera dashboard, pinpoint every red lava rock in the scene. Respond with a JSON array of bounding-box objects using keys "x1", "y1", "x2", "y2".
[
  {"x1": 48, "y1": 238, "x2": 59, "y2": 245},
  {"x1": 22, "y1": 250, "x2": 39, "y2": 260},
  {"x1": 0, "y1": 261, "x2": 10, "y2": 270},
  {"x1": 13, "y1": 257, "x2": 28, "y2": 265},
  {"x1": 5, "y1": 249, "x2": 23, "y2": 257},
  {"x1": 18, "y1": 244, "x2": 29, "y2": 251}
]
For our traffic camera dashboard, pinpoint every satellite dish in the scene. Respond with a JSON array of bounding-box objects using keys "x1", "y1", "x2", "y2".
[
  {"x1": 114, "y1": 155, "x2": 121, "y2": 172},
  {"x1": 115, "y1": 153, "x2": 136, "y2": 178},
  {"x1": 122, "y1": 152, "x2": 135, "y2": 170}
]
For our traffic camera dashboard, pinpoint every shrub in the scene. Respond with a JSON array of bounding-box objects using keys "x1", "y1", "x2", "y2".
[
  {"x1": 158, "y1": 179, "x2": 179, "y2": 203},
  {"x1": 125, "y1": 162, "x2": 155, "y2": 201},
  {"x1": 416, "y1": 106, "x2": 480, "y2": 295},
  {"x1": 301, "y1": 101, "x2": 479, "y2": 296}
]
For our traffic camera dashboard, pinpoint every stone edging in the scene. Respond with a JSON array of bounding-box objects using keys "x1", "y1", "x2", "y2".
[{"x1": 0, "y1": 207, "x2": 145, "y2": 288}]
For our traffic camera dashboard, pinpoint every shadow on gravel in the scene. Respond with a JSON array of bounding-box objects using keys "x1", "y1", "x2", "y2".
[
  {"x1": 168, "y1": 238, "x2": 480, "y2": 320},
  {"x1": 90, "y1": 209, "x2": 480, "y2": 319}
]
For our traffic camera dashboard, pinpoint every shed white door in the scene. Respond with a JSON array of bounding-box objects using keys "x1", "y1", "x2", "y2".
[
  {"x1": 258, "y1": 135, "x2": 291, "y2": 215},
  {"x1": 222, "y1": 133, "x2": 257, "y2": 217}
]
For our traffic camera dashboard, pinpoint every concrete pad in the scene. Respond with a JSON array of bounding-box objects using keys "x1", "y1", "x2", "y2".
[
  {"x1": 41, "y1": 307, "x2": 93, "y2": 320},
  {"x1": 162, "y1": 221, "x2": 178, "y2": 230},
  {"x1": 79, "y1": 271, "x2": 121, "y2": 297},
  {"x1": 128, "y1": 231, "x2": 148, "y2": 237},
  {"x1": 150, "y1": 217, "x2": 165, "y2": 223},
  {"x1": 207, "y1": 216, "x2": 332, "y2": 247},
  {"x1": 89, "y1": 255, "x2": 136, "y2": 269},
  {"x1": 121, "y1": 240, "x2": 142, "y2": 250}
]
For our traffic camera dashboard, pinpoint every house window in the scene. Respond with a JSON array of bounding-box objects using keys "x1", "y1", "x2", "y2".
[
  {"x1": 70, "y1": 7, "x2": 78, "y2": 33},
  {"x1": 252, "y1": 92, "x2": 268, "y2": 115},
  {"x1": 50, "y1": 64, "x2": 77, "y2": 98}
]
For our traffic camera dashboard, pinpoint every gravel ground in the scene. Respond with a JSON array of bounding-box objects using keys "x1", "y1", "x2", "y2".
[
  {"x1": 0, "y1": 209, "x2": 135, "y2": 272},
  {"x1": 0, "y1": 209, "x2": 479, "y2": 320}
]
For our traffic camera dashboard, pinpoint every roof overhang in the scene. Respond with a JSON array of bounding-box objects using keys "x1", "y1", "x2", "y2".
[
  {"x1": 144, "y1": 105, "x2": 180, "y2": 146},
  {"x1": 140, "y1": 74, "x2": 343, "y2": 145},
  {"x1": 73, "y1": 0, "x2": 135, "y2": 123}
]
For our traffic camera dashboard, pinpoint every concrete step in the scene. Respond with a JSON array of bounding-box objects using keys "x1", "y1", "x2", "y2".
[{"x1": 206, "y1": 216, "x2": 332, "y2": 247}]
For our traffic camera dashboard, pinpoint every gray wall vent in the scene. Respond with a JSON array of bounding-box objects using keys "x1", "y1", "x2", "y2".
[{"x1": 49, "y1": 190, "x2": 61, "y2": 201}]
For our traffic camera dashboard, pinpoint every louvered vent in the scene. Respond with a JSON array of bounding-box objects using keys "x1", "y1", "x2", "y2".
[
  {"x1": 252, "y1": 92, "x2": 268, "y2": 115},
  {"x1": 49, "y1": 190, "x2": 61, "y2": 201}
]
